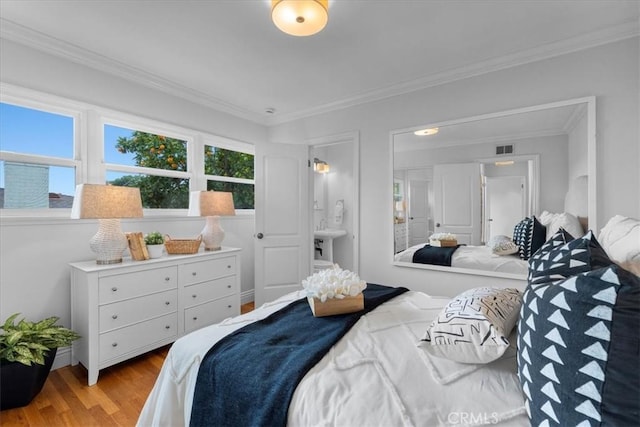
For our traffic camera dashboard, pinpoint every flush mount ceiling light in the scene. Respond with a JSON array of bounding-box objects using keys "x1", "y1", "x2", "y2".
[
  {"x1": 414, "y1": 127, "x2": 439, "y2": 136},
  {"x1": 271, "y1": 0, "x2": 329, "y2": 36}
]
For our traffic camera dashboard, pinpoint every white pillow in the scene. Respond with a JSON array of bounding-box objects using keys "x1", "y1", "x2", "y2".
[
  {"x1": 598, "y1": 215, "x2": 640, "y2": 276},
  {"x1": 418, "y1": 287, "x2": 523, "y2": 364},
  {"x1": 538, "y1": 210, "x2": 557, "y2": 226},
  {"x1": 546, "y1": 212, "x2": 584, "y2": 240},
  {"x1": 486, "y1": 235, "x2": 519, "y2": 255}
]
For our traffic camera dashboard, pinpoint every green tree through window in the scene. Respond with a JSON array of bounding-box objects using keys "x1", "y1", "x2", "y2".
[{"x1": 111, "y1": 131, "x2": 254, "y2": 209}]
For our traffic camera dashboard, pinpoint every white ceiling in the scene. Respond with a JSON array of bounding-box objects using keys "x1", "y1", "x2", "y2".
[{"x1": 1, "y1": 1, "x2": 638, "y2": 125}]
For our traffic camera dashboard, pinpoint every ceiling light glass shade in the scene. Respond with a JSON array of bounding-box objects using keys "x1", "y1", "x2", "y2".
[
  {"x1": 70, "y1": 184, "x2": 143, "y2": 264},
  {"x1": 188, "y1": 191, "x2": 236, "y2": 251},
  {"x1": 272, "y1": 0, "x2": 328, "y2": 36},
  {"x1": 414, "y1": 127, "x2": 439, "y2": 136}
]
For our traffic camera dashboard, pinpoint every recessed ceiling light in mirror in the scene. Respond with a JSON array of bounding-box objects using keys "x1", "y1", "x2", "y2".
[{"x1": 414, "y1": 127, "x2": 439, "y2": 136}]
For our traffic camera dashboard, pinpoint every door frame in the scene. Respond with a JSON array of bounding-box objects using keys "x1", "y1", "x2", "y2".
[{"x1": 306, "y1": 131, "x2": 360, "y2": 274}]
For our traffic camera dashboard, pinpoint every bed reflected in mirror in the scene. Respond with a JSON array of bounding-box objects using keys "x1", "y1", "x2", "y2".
[{"x1": 392, "y1": 97, "x2": 596, "y2": 279}]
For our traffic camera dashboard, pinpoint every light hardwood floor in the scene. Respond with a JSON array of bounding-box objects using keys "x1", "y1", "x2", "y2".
[{"x1": 0, "y1": 302, "x2": 255, "y2": 427}]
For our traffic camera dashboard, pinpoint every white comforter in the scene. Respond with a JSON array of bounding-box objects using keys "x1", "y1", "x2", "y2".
[
  {"x1": 137, "y1": 290, "x2": 528, "y2": 427},
  {"x1": 395, "y1": 244, "x2": 529, "y2": 276}
]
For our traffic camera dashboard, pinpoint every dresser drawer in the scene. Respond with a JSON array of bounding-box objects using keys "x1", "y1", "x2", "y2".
[
  {"x1": 182, "y1": 275, "x2": 237, "y2": 309},
  {"x1": 179, "y1": 257, "x2": 236, "y2": 286},
  {"x1": 99, "y1": 313, "x2": 177, "y2": 363},
  {"x1": 99, "y1": 290, "x2": 177, "y2": 333},
  {"x1": 183, "y1": 295, "x2": 238, "y2": 334},
  {"x1": 99, "y1": 266, "x2": 177, "y2": 304}
]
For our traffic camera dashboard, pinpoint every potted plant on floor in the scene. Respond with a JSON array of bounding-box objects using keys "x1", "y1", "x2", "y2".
[
  {"x1": 0, "y1": 313, "x2": 80, "y2": 410},
  {"x1": 144, "y1": 231, "x2": 165, "y2": 259}
]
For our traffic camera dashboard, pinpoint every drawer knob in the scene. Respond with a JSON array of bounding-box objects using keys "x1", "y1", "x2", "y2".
[
  {"x1": 228, "y1": 304, "x2": 232, "y2": 308},
  {"x1": 165, "y1": 325, "x2": 171, "y2": 329},
  {"x1": 192, "y1": 294, "x2": 197, "y2": 298},
  {"x1": 193, "y1": 316, "x2": 198, "y2": 321},
  {"x1": 227, "y1": 285, "x2": 231, "y2": 289},
  {"x1": 112, "y1": 314, "x2": 118, "y2": 320},
  {"x1": 165, "y1": 277, "x2": 170, "y2": 282},
  {"x1": 192, "y1": 272, "x2": 197, "y2": 276},
  {"x1": 227, "y1": 265, "x2": 231, "y2": 269},
  {"x1": 165, "y1": 301, "x2": 170, "y2": 305},
  {"x1": 111, "y1": 287, "x2": 118, "y2": 292},
  {"x1": 112, "y1": 343, "x2": 118, "y2": 347}
]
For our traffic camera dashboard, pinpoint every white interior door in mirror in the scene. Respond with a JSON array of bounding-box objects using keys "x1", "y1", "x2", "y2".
[
  {"x1": 254, "y1": 142, "x2": 310, "y2": 306},
  {"x1": 485, "y1": 176, "x2": 525, "y2": 239},
  {"x1": 408, "y1": 179, "x2": 429, "y2": 247},
  {"x1": 433, "y1": 163, "x2": 481, "y2": 245}
]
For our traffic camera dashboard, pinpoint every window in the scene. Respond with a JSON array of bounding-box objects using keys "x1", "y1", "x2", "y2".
[
  {"x1": 104, "y1": 124, "x2": 191, "y2": 209},
  {"x1": 204, "y1": 144, "x2": 255, "y2": 209},
  {"x1": 1, "y1": 85, "x2": 255, "y2": 215},
  {"x1": 0, "y1": 101, "x2": 78, "y2": 209}
]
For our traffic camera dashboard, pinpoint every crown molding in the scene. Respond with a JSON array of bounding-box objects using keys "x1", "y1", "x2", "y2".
[
  {"x1": 2, "y1": 18, "x2": 637, "y2": 127},
  {"x1": 0, "y1": 19, "x2": 268, "y2": 125},
  {"x1": 269, "y1": 20, "x2": 639, "y2": 125}
]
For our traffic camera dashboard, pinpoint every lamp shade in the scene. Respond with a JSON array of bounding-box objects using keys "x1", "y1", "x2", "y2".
[
  {"x1": 188, "y1": 191, "x2": 236, "y2": 217},
  {"x1": 70, "y1": 184, "x2": 143, "y2": 219},
  {"x1": 271, "y1": 0, "x2": 328, "y2": 36}
]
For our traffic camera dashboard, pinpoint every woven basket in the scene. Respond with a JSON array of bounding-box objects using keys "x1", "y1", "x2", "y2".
[{"x1": 164, "y1": 235, "x2": 202, "y2": 254}]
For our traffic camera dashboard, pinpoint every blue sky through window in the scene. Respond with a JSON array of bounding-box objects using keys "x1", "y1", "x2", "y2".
[{"x1": 0, "y1": 103, "x2": 136, "y2": 197}]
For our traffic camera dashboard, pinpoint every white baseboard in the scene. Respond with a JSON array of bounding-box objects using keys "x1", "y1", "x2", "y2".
[
  {"x1": 241, "y1": 289, "x2": 254, "y2": 305},
  {"x1": 52, "y1": 346, "x2": 72, "y2": 370}
]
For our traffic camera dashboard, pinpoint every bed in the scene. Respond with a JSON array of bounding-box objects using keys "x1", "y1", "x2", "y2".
[
  {"x1": 137, "y1": 215, "x2": 639, "y2": 427},
  {"x1": 394, "y1": 243, "x2": 529, "y2": 275},
  {"x1": 394, "y1": 210, "x2": 588, "y2": 276}
]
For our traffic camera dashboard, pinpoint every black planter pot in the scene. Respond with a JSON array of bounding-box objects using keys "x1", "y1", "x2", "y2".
[{"x1": 0, "y1": 348, "x2": 57, "y2": 411}]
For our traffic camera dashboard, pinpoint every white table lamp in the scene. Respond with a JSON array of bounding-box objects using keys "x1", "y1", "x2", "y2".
[
  {"x1": 188, "y1": 191, "x2": 235, "y2": 251},
  {"x1": 71, "y1": 184, "x2": 143, "y2": 264}
]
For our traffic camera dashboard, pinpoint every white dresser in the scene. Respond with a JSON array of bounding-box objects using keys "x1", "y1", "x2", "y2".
[
  {"x1": 394, "y1": 222, "x2": 408, "y2": 253},
  {"x1": 70, "y1": 247, "x2": 241, "y2": 385}
]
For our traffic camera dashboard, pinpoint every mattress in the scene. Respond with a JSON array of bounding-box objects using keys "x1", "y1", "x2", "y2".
[
  {"x1": 137, "y1": 290, "x2": 528, "y2": 426},
  {"x1": 395, "y1": 244, "x2": 529, "y2": 276}
]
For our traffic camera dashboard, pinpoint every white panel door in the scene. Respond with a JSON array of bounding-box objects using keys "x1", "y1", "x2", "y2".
[
  {"x1": 485, "y1": 176, "x2": 526, "y2": 239},
  {"x1": 255, "y1": 142, "x2": 310, "y2": 306},
  {"x1": 408, "y1": 179, "x2": 429, "y2": 246},
  {"x1": 433, "y1": 163, "x2": 481, "y2": 245}
]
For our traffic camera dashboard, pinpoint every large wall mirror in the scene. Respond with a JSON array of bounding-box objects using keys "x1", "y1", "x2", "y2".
[{"x1": 392, "y1": 97, "x2": 596, "y2": 279}]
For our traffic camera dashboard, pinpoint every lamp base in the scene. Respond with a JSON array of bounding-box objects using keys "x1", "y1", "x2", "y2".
[
  {"x1": 201, "y1": 216, "x2": 225, "y2": 252},
  {"x1": 89, "y1": 219, "x2": 128, "y2": 264}
]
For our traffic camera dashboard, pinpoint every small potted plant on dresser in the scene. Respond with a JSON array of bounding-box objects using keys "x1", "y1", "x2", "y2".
[
  {"x1": 144, "y1": 231, "x2": 165, "y2": 259},
  {"x1": 0, "y1": 313, "x2": 80, "y2": 410}
]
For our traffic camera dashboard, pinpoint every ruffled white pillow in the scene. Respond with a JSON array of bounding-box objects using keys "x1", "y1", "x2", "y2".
[
  {"x1": 486, "y1": 235, "x2": 519, "y2": 256},
  {"x1": 598, "y1": 215, "x2": 640, "y2": 276}
]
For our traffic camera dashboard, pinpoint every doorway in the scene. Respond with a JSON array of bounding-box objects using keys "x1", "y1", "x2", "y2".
[
  {"x1": 309, "y1": 132, "x2": 359, "y2": 274},
  {"x1": 484, "y1": 176, "x2": 526, "y2": 239}
]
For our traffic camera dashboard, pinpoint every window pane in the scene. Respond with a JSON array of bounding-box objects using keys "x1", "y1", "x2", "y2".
[
  {"x1": 0, "y1": 161, "x2": 75, "y2": 208},
  {"x1": 207, "y1": 181, "x2": 254, "y2": 209},
  {"x1": 0, "y1": 102, "x2": 74, "y2": 158},
  {"x1": 204, "y1": 146, "x2": 254, "y2": 179},
  {"x1": 106, "y1": 125, "x2": 187, "y2": 171},
  {"x1": 107, "y1": 171, "x2": 189, "y2": 209}
]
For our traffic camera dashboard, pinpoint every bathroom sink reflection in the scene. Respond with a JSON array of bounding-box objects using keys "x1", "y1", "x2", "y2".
[{"x1": 314, "y1": 228, "x2": 347, "y2": 239}]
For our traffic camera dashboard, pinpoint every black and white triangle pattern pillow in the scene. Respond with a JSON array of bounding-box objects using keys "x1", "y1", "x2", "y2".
[
  {"x1": 528, "y1": 230, "x2": 611, "y2": 285},
  {"x1": 517, "y1": 265, "x2": 640, "y2": 426},
  {"x1": 513, "y1": 216, "x2": 547, "y2": 260}
]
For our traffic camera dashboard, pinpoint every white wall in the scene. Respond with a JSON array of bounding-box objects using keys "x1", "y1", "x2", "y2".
[
  {"x1": 1, "y1": 35, "x2": 638, "y2": 349},
  {"x1": 0, "y1": 40, "x2": 262, "y2": 346},
  {"x1": 269, "y1": 37, "x2": 640, "y2": 296}
]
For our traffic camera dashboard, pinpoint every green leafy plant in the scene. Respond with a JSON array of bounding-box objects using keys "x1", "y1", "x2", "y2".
[
  {"x1": 0, "y1": 313, "x2": 80, "y2": 366},
  {"x1": 144, "y1": 231, "x2": 164, "y2": 245}
]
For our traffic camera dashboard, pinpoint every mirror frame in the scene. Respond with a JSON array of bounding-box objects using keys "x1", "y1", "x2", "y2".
[{"x1": 390, "y1": 96, "x2": 596, "y2": 280}]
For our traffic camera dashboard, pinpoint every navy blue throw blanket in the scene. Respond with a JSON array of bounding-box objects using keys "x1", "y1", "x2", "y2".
[
  {"x1": 189, "y1": 283, "x2": 408, "y2": 427},
  {"x1": 412, "y1": 244, "x2": 461, "y2": 266}
]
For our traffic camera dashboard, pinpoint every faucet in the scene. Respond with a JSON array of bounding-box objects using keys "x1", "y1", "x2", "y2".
[{"x1": 320, "y1": 219, "x2": 326, "y2": 230}]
